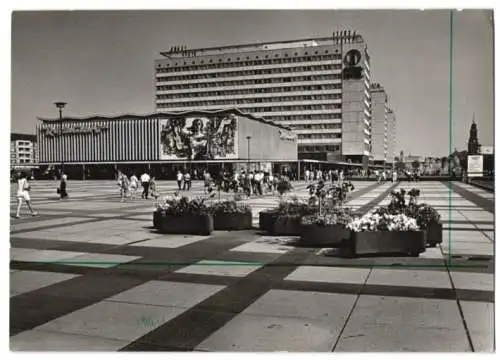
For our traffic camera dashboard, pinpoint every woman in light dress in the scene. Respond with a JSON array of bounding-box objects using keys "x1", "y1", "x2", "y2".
[
  {"x1": 15, "y1": 172, "x2": 37, "y2": 218},
  {"x1": 129, "y1": 173, "x2": 139, "y2": 200}
]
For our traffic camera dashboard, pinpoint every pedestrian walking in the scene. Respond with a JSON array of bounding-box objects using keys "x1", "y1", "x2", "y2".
[
  {"x1": 141, "y1": 171, "x2": 151, "y2": 199},
  {"x1": 129, "y1": 173, "x2": 139, "y2": 199},
  {"x1": 183, "y1": 170, "x2": 192, "y2": 191},
  {"x1": 149, "y1": 176, "x2": 160, "y2": 204},
  {"x1": 118, "y1": 173, "x2": 129, "y2": 202},
  {"x1": 59, "y1": 174, "x2": 68, "y2": 199},
  {"x1": 15, "y1": 172, "x2": 37, "y2": 218},
  {"x1": 176, "y1": 170, "x2": 183, "y2": 190},
  {"x1": 203, "y1": 171, "x2": 211, "y2": 194}
]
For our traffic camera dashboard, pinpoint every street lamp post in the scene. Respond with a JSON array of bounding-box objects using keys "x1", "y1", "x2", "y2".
[
  {"x1": 54, "y1": 102, "x2": 66, "y2": 176},
  {"x1": 246, "y1": 136, "x2": 251, "y2": 173}
]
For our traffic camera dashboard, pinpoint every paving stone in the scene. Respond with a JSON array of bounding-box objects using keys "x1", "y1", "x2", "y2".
[
  {"x1": 107, "y1": 281, "x2": 225, "y2": 308},
  {"x1": 10, "y1": 271, "x2": 80, "y2": 296},
  {"x1": 131, "y1": 235, "x2": 210, "y2": 248},
  {"x1": 176, "y1": 260, "x2": 262, "y2": 278},
  {"x1": 449, "y1": 272, "x2": 494, "y2": 291},
  {"x1": 10, "y1": 330, "x2": 128, "y2": 351},
  {"x1": 285, "y1": 266, "x2": 370, "y2": 285},
  {"x1": 459, "y1": 301, "x2": 494, "y2": 352}
]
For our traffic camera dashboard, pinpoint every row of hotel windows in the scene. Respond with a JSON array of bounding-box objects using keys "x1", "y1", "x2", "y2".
[
  {"x1": 156, "y1": 54, "x2": 342, "y2": 72},
  {"x1": 157, "y1": 64, "x2": 342, "y2": 81},
  {"x1": 298, "y1": 145, "x2": 341, "y2": 153},
  {"x1": 156, "y1": 91, "x2": 342, "y2": 104},
  {"x1": 156, "y1": 74, "x2": 341, "y2": 90},
  {"x1": 157, "y1": 94, "x2": 341, "y2": 107},
  {"x1": 157, "y1": 104, "x2": 341, "y2": 112},
  {"x1": 267, "y1": 113, "x2": 342, "y2": 121},
  {"x1": 293, "y1": 123, "x2": 342, "y2": 130},
  {"x1": 157, "y1": 84, "x2": 341, "y2": 94},
  {"x1": 298, "y1": 133, "x2": 341, "y2": 139}
]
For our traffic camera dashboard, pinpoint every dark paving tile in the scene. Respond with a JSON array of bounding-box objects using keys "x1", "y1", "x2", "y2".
[
  {"x1": 158, "y1": 272, "x2": 240, "y2": 287},
  {"x1": 456, "y1": 289, "x2": 494, "y2": 303},
  {"x1": 9, "y1": 237, "x2": 74, "y2": 251},
  {"x1": 276, "y1": 280, "x2": 364, "y2": 296},
  {"x1": 360, "y1": 283, "x2": 457, "y2": 301},
  {"x1": 444, "y1": 182, "x2": 494, "y2": 213},
  {"x1": 122, "y1": 309, "x2": 234, "y2": 350},
  {"x1": 10, "y1": 261, "x2": 103, "y2": 276},
  {"x1": 10, "y1": 294, "x2": 91, "y2": 336}
]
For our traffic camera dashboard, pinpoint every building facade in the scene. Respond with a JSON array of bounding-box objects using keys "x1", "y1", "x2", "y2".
[
  {"x1": 155, "y1": 32, "x2": 372, "y2": 166},
  {"x1": 36, "y1": 109, "x2": 297, "y2": 179},
  {"x1": 10, "y1": 133, "x2": 37, "y2": 170},
  {"x1": 369, "y1": 83, "x2": 388, "y2": 164},
  {"x1": 386, "y1": 109, "x2": 396, "y2": 164}
]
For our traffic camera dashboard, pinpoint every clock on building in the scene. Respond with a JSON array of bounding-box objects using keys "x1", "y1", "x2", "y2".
[{"x1": 344, "y1": 49, "x2": 362, "y2": 67}]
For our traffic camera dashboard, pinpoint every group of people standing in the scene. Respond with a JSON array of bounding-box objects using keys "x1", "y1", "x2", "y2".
[
  {"x1": 304, "y1": 169, "x2": 345, "y2": 184},
  {"x1": 117, "y1": 171, "x2": 159, "y2": 202}
]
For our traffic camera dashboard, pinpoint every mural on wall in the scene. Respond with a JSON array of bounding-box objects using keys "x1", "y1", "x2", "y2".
[{"x1": 160, "y1": 114, "x2": 238, "y2": 160}]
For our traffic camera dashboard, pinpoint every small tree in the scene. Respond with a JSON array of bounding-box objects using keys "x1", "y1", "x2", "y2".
[{"x1": 412, "y1": 160, "x2": 421, "y2": 171}]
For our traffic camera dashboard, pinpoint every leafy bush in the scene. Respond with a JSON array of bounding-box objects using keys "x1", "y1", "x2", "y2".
[
  {"x1": 301, "y1": 207, "x2": 355, "y2": 226},
  {"x1": 209, "y1": 200, "x2": 251, "y2": 215},
  {"x1": 156, "y1": 196, "x2": 209, "y2": 216},
  {"x1": 405, "y1": 203, "x2": 441, "y2": 229},
  {"x1": 263, "y1": 197, "x2": 317, "y2": 216},
  {"x1": 276, "y1": 177, "x2": 293, "y2": 195}
]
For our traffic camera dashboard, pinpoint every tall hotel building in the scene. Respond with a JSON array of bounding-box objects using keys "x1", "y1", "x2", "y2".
[
  {"x1": 155, "y1": 32, "x2": 373, "y2": 166},
  {"x1": 370, "y1": 83, "x2": 396, "y2": 165}
]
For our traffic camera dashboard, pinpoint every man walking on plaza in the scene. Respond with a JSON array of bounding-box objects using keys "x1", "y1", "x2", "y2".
[
  {"x1": 183, "y1": 170, "x2": 191, "y2": 191},
  {"x1": 176, "y1": 170, "x2": 183, "y2": 190},
  {"x1": 141, "y1": 171, "x2": 151, "y2": 199}
]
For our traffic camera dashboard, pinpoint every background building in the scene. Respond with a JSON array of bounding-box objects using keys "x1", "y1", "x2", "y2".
[
  {"x1": 10, "y1": 133, "x2": 37, "y2": 170},
  {"x1": 154, "y1": 32, "x2": 373, "y2": 167},
  {"x1": 369, "y1": 83, "x2": 388, "y2": 165},
  {"x1": 386, "y1": 109, "x2": 396, "y2": 165},
  {"x1": 36, "y1": 109, "x2": 298, "y2": 180}
]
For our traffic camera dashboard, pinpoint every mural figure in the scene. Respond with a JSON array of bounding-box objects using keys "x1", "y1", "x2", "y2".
[{"x1": 159, "y1": 114, "x2": 238, "y2": 160}]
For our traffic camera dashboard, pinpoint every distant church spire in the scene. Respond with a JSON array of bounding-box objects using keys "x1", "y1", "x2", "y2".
[{"x1": 468, "y1": 114, "x2": 480, "y2": 155}]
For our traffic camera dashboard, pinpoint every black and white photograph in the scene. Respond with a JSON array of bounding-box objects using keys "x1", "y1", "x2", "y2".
[{"x1": 7, "y1": 4, "x2": 495, "y2": 353}]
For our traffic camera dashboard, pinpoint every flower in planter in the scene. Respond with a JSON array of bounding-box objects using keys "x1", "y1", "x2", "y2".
[
  {"x1": 276, "y1": 177, "x2": 293, "y2": 196},
  {"x1": 209, "y1": 200, "x2": 251, "y2": 215},
  {"x1": 301, "y1": 208, "x2": 354, "y2": 226},
  {"x1": 405, "y1": 203, "x2": 441, "y2": 229},
  {"x1": 156, "y1": 195, "x2": 210, "y2": 216},
  {"x1": 347, "y1": 212, "x2": 419, "y2": 232}
]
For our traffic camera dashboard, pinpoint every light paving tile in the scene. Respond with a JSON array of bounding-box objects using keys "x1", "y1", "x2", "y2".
[
  {"x1": 10, "y1": 271, "x2": 80, "y2": 296},
  {"x1": 36, "y1": 301, "x2": 186, "y2": 342},
  {"x1": 367, "y1": 269, "x2": 452, "y2": 289},
  {"x1": 10, "y1": 248, "x2": 85, "y2": 263},
  {"x1": 230, "y1": 236, "x2": 295, "y2": 254},
  {"x1": 418, "y1": 247, "x2": 444, "y2": 259},
  {"x1": 459, "y1": 301, "x2": 494, "y2": 352},
  {"x1": 131, "y1": 235, "x2": 209, "y2": 248},
  {"x1": 59, "y1": 253, "x2": 141, "y2": 268},
  {"x1": 10, "y1": 330, "x2": 129, "y2": 351},
  {"x1": 176, "y1": 260, "x2": 261, "y2": 277},
  {"x1": 91, "y1": 213, "x2": 124, "y2": 218},
  {"x1": 335, "y1": 295, "x2": 469, "y2": 351},
  {"x1": 196, "y1": 313, "x2": 340, "y2": 352},
  {"x1": 126, "y1": 214, "x2": 154, "y2": 220},
  {"x1": 450, "y1": 272, "x2": 493, "y2": 291},
  {"x1": 108, "y1": 280, "x2": 224, "y2": 308},
  {"x1": 243, "y1": 289, "x2": 356, "y2": 323},
  {"x1": 285, "y1": 266, "x2": 370, "y2": 284}
]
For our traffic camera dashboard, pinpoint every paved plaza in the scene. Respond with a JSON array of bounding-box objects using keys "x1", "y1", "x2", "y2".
[{"x1": 9, "y1": 180, "x2": 494, "y2": 351}]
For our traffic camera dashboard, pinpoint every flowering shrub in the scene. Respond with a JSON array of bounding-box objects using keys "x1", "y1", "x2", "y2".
[
  {"x1": 301, "y1": 208, "x2": 354, "y2": 226},
  {"x1": 405, "y1": 203, "x2": 441, "y2": 229},
  {"x1": 209, "y1": 200, "x2": 251, "y2": 215},
  {"x1": 306, "y1": 180, "x2": 355, "y2": 214},
  {"x1": 276, "y1": 177, "x2": 293, "y2": 195},
  {"x1": 264, "y1": 197, "x2": 317, "y2": 216},
  {"x1": 156, "y1": 196, "x2": 209, "y2": 216},
  {"x1": 347, "y1": 213, "x2": 420, "y2": 232}
]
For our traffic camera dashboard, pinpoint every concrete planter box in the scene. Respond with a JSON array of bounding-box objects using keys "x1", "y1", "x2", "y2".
[
  {"x1": 272, "y1": 215, "x2": 303, "y2": 236},
  {"x1": 153, "y1": 211, "x2": 161, "y2": 229},
  {"x1": 213, "y1": 212, "x2": 253, "y2": 230},
  {"x1": 259, "y1": 211, "x2": 277, "y2": 233},
  {"x1": 425, "y1": 222, "x2": 443, "y2": 247},
  {"x1": 157, "y1": 213, "x2": 214, "y2": 235},
  {"x1": 349, "y1": 231, "x2": 426, "y2": 257},
  {"x1": 300, "y1": 224, "x2": 350, "y2": 247}
]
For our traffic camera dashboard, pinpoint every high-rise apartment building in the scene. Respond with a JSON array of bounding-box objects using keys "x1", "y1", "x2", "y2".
[
  {"x1": 386, "y1": 109, "x2": 396, "y2": 164},
  {"x1": 369, "y1": 83, "x2": 388, "y2": 164},
  {"x1": 154, "y1": 32, "x2": 372, "y2": 166},
  {"x1": 10, "y1": 133, "x2": 37, "y2": 169}
]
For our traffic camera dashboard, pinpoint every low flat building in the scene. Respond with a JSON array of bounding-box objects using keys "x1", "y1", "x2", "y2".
[{"x1": 36, "y1": 108, "x2": 298, "y2": 179}]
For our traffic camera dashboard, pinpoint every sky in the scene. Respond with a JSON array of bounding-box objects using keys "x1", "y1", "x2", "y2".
[{"x1": 10, "y1": 9, "x2": 494, "y2": 157}]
